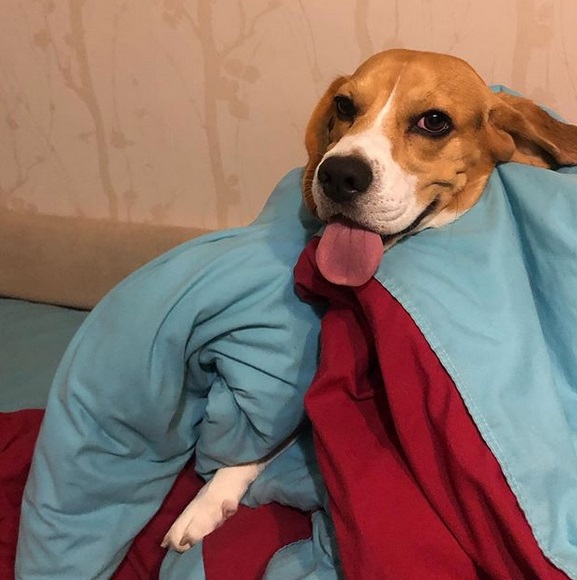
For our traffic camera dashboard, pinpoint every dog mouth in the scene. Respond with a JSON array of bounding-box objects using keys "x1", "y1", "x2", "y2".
[
  {"x1": 316, "y1": 197, "x2": 439, "y2": 287},
  {"x1": 380, "y1": 197, "x2": 440, "y2": 242}
]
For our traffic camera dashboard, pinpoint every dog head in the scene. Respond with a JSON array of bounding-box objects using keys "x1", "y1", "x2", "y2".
[{"x1": 303, "y1": 49, "x2": 577, "y2": 286}]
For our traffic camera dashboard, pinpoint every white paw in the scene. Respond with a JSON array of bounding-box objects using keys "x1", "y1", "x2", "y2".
[
  {"x1": 161, "y1": 463, "x2": 264, "y2": 552},
  {"x1": 161, "y1": 486, "x2": 238, "y2": 552}
]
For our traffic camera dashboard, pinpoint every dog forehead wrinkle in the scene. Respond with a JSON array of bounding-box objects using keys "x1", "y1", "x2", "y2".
[
  {"x1": 375, "y1": 80, "x2": 399, "y2": 125},
  {"x1": 350, "y1": 76, "x2": 401, "y2": 132},
  {"x1": 328, "y1": 84, "x2": 399, "y2": 162}
]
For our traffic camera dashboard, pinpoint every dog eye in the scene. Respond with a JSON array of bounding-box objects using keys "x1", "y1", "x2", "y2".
[
  {"x1": 414, "y1": 110, "x2": 453, "y2": 137},
  {"x1": 334, "y1": 95, "x2": 356, "y2": 122}
]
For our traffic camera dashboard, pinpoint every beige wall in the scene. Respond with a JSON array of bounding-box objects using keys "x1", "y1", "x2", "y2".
[{"x1": 1, "y1": 0, "x2": 576, "y2": 230}]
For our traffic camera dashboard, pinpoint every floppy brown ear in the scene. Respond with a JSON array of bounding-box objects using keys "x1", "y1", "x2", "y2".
[
  {"x1": 487, "y1": 92, "x2": 577, "y2": 168},
  {"x1": 302, "y1": 76, "x2": 348, "y2": 213}
]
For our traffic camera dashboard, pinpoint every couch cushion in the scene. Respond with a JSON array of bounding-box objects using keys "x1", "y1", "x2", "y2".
[
  {"x1": 0, "y1": 211, "x2": 209, "y2": 309},
  {"x1": 0, "y1": 299, "x2": 88, "y2": 411}
]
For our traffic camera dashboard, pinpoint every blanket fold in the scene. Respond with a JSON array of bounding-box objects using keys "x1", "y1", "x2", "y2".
[
  {"x1": 16, "y1": 169, "x2": 323, "y2": 579},
  {"x1": 296, "y1": 242, "x2": 568, "y2": 579},
  {"x1": 295, "y1": 163, "x2": 577, "y2": 579}
]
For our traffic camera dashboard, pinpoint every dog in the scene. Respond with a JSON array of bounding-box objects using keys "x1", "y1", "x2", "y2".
[
  {"x1": 162, "y1": 48, "x2": 577, "y2": 552},
  {"x1": 303, "y1": 48, "x2": 577, "y2": 286}
]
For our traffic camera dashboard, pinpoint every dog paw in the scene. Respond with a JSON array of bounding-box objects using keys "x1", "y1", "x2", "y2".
[
  {"x1": 161, "y1": 463, "x2": 264, "y2": 552},
  {"x1": 161, "y1": 489, "x2": 238, "y2": 552}
]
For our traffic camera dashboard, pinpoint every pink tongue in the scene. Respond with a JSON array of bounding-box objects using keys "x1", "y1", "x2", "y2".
[{"x1": 316, "y1": 221, "x2": 384, "y2": 287}]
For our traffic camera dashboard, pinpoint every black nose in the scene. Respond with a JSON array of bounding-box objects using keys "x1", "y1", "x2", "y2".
[{"x1": 317, "y1": 155, "x2": 373, "y2": 203}]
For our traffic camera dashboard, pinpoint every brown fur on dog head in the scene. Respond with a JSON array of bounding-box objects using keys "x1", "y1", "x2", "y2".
[{"x1": 303, "y1": 49, "x2": 577, "y2": 236}]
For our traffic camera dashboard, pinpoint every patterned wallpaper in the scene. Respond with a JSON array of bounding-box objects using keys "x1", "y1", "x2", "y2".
[{"x1": 1, "y1": 0, "x2": 576, "y2": 229}]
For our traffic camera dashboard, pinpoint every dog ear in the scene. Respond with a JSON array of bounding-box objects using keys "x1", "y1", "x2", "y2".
[
  {"x1": 487, "y1": 92, "x2": 577, "y2": 168},
  {"x1": 302, "y1": 76, "x2": 349, "y2": 213}
]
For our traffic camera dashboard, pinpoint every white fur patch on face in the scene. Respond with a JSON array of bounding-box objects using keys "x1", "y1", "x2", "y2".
[{"x1": 312, "y1": 87, "x2": 429, "y2": 236}]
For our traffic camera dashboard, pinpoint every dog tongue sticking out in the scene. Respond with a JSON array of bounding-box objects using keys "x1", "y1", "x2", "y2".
[{"x1": 316, "y1": 220, "x2": 384, "y2": 287}]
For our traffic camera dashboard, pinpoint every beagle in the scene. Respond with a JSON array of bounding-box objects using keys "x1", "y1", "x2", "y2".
[
  {"x1": 162, "y1": 49, "x2": 577, "y2": 553},
  {"x1": 304, "y1": 48, "x2": 577, "y2": 286}
]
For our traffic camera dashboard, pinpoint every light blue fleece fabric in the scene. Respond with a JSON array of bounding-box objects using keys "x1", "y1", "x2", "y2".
[
  {"x1": 16, "y1": 168, "x2": 325, "y2": 579},
  {"x1": 376, "y1": 163, "x2": 577, "y2": 577},
  {"x1": 16, "y1": 129, "x2": 577, "y2": 579}
]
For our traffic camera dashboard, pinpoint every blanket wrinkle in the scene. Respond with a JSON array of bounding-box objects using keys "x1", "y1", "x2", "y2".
[
  {"x1": 16, "y1": 168, "x2": 325, "y2": 579},
  {"x1": 371, "y1": 164, "x2": 577, "y2": 575},
  {"x1": 0, "y1": 412, "x2": 315, "y2": 580},
  {"x1": 295, "y1": 238, "x2": 570, "y2": 579}
]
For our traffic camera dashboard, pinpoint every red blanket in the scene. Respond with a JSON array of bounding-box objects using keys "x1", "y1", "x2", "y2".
[
  {"x1": 5, "y1": 239, "x2": 569, "y2": 579},
  {"x1": 0, "y1": 411, "x2": 311, "y2": 579},
  {"x1": 296, "y1": 240, "x2": 567, "y2": 579},
  {"x1": 0, "y1": 410, "x2": 43, "y2": 579}
]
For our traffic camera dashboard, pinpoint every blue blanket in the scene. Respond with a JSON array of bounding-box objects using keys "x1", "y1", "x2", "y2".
[
  {"x1": 16, "y1": 169, "x2": 333, "y2": 579},
  {"x1": 376, "y1": 163, "x2": 577, "y2": 577},
  {"x1": 16, "y1": 161, "x2": 577, "y2": 579}
]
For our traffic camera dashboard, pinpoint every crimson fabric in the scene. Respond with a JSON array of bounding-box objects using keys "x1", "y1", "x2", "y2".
[
  {"x1": 203, "y1": 503, "x2": 312, "y2": 579},
  {"x1": 0, "y1": 409, "x2": 43, "y2": 579},
  {"x1": 1, "y1": 411, "x2": 311, "y2": 580},
  {"x1": 295, "y1": 239, "x2": 568, "y2": 580},
  {"x1": 115, "y1": 468, "x2": 312, "y2": 580},
  {"x1": 113, "y1": 460, "x2": 205, "y2": 579}
]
